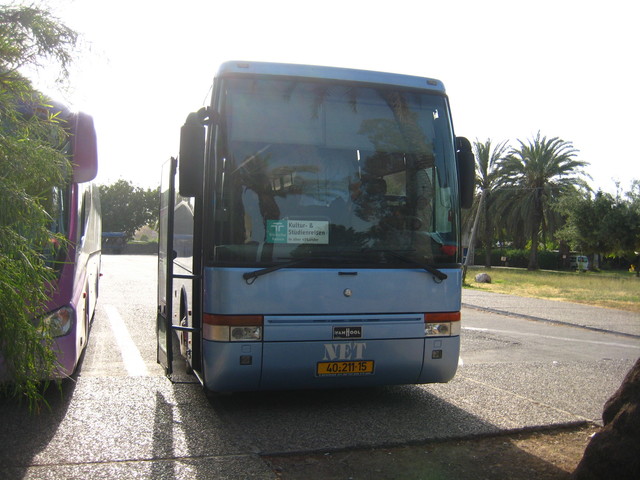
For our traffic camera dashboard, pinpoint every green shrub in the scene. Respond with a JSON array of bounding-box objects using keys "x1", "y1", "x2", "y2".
[{"x1": 474, "y1": 248, "x2": 561, "y2": 270}]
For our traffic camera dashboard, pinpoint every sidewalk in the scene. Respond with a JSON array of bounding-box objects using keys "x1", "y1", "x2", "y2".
[{"x1": 462, "y1": 289, "x2": 640, "y2": 338}]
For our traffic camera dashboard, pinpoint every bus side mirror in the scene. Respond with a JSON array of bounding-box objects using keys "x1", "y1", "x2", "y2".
[
  {"x1": 179, "y1": 111, "x2": 206, "y2": 197},
  {"x1": 456, "y1": 136, "x2": 475, "y2": 209},
  {"x1": 72, "y1": 112, "x2": 98, "y2": 183}
]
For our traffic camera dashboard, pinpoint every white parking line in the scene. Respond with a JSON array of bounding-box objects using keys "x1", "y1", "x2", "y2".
[
  {"x1": 105, "y1": 304, "x2": 149, "y2": 376},
  {"x1": 463, "y1": 326, "x2": 640, "y2": 350}
]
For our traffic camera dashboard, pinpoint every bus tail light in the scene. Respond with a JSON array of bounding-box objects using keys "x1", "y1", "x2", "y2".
[
  {"x1": 424, "y1": 312, "x2": 461, "y2": 337},
  {"x1": 203, "y1": 314, "x2": 263, "y2": 342}
]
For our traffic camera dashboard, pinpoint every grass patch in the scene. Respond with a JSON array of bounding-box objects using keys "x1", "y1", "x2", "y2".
[{"x1": 465, "y1": 267, "x2": 640, "y2": 313}]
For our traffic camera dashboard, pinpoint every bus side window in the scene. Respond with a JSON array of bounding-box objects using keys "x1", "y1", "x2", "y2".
[{"x1": 79, "y1": 189, "x2": 90, "y2": 243}]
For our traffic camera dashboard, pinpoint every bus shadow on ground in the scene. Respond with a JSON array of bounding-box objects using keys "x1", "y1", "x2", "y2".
[
  {"x1": 204, "y1": 385, "x2": 575, "y2": 479},
  {"x1": 207, "y1": 385, "x2": 502, "y2": 454}
]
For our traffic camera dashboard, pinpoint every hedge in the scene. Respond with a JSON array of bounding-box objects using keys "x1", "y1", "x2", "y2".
[{"x1": 473, "y1": 249, "x2": 564, "y2": 270}]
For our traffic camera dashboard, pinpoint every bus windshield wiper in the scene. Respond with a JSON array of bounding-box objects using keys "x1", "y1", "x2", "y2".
[
  {"x1": 362, "y1": 249, "x2": 448, "y2": 281},
  {"x1": 243, "y1": 255, "x2": 339, "y2": 284},
  {"x1": 243, "y1": 250, "x2": 447, "y2": 284}
]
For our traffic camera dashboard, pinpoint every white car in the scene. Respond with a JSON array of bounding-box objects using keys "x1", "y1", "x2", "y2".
[{"x1": 569, "y1": 255, "x2": 589, "y2": 270}]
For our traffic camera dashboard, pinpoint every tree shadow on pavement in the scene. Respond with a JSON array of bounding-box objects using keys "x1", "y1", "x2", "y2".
[
  {"x1": 0, "y1": 369, "x2": 79, "y2": 479},
  {"x1": 206, "y1": 385, "x2": 579, "y2": 479},
  {"x1": 263, "y1": 426, "x2": 588, "y2": 480}
]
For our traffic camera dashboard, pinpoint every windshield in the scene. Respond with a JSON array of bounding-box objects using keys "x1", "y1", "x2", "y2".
[
  {"x1": 42, "y1": 183, "x2": 70, "y2": 276},
  {"x1": 44, "y1": 136, "x2": 73, "y2": 276},
  {"x1": 211, "y1": 77, "x2": 460, "y2": 267}
]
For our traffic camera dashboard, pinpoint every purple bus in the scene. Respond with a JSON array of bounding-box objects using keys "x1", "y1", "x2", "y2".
[
  {"x1": 44, "y1": 108, "x2": 102, "y2": 378},
  {"x1": 1, "y1": 106, "x2": 101, "y2": 380}
]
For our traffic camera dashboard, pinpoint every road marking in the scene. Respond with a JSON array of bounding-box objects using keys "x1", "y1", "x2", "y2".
[
  {"x1": 463, "y1": 326, "x2": 640, "y2": 350},
  {"x1": 105, "y1": 304, "x2": 149, "y2": 376}
]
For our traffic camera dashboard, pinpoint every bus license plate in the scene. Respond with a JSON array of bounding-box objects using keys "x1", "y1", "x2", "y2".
[{"x1": 316, "y1": 360, "x2": 374, "y2": 376}]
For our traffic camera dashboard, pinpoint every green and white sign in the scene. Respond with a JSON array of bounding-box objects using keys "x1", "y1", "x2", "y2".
[{"x1": 267, "y1": 220, "x2": 329, "y2": 244}]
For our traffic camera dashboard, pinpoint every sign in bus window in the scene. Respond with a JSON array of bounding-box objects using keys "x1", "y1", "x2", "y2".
[{"x1": 266, "y1": 219, "x2": 329, "y2": 244}]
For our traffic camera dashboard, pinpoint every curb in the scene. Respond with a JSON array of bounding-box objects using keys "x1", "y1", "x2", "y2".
[{"x1": 462, "y1": 303, "x2": 640, "y2": 340}]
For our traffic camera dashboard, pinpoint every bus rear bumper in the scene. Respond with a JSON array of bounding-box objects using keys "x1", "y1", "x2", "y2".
[
  {"x1": 418, "y1": 337, "x2": 460, "y2": 383},
  {"x1": 201, "y1": 336, "x2": 460, "y2": 393}
]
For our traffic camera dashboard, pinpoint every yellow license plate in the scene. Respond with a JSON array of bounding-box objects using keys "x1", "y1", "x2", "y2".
[{"x1": 316, "y1": 360, "x2": 375, "y2": 376}]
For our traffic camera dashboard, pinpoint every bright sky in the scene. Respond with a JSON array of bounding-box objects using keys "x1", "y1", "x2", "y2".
[{"x1": 38, "y1": 0, "x2": 639, "y2": 194}]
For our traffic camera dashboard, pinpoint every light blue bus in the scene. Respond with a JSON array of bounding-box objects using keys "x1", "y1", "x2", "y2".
[{"x1": 157, "y1": 61, "x2": 475, "y2": 393}]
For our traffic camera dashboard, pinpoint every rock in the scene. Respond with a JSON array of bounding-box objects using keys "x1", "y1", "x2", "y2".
[
  {"x1": 573, "y1": 358, "x2": 640, "y2": 479},
  {"x1": 475, "y1": 273, "x2": 492, "y2": 283}
]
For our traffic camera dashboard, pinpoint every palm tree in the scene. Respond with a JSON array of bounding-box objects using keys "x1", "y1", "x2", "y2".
[
  {"x1": 474, "y1": 139, "x2": 510, "y2": 266},
  {"x1": 496, "y1": 132, "x2": 588, "y2": 270},
  {"x1": 462, "y1": 139, "x2": 508, "y2": 283}
]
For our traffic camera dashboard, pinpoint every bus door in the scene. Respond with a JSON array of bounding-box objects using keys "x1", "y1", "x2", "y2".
[{"x1": 157, "y1": 157, "x2": 176, "y2": 374}]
